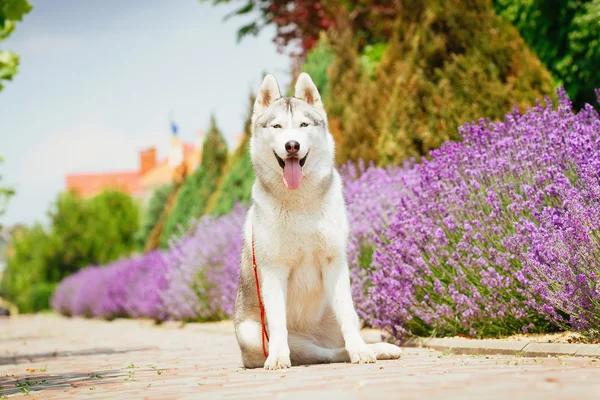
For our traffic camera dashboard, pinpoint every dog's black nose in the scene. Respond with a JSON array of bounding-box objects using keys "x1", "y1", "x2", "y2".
[{"x1": 285, "y1": 140, "x2": 300, "y2": 154}]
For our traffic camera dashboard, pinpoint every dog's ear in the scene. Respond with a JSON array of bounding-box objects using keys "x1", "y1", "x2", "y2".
[
  {"x1": 253, "y1": 74, "x2": 281, "y2": 119},
  {"x1": 294, "y1": 73, "x2": 323, "y2": 110}
]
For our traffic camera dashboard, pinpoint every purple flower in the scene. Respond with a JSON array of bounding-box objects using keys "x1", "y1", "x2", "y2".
[
  {"x1": 51, "y1": 251, "x2": 172, "y2": 320},
  {"x1": 365, "y1": 88, "x2": 600, "y2": 339},
  {"x1": 160, "y1": 205, "x2": 245, "y2": 321}
]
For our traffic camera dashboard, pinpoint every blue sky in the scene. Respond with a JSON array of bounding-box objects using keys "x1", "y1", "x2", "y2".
[{"x1": 0, "y1": 0, "x2": 289, "y2": 226}]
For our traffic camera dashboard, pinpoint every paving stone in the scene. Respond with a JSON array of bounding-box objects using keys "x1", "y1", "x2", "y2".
[{"x1": 1, "y1": 315, "x2": 599, "y2": 399}]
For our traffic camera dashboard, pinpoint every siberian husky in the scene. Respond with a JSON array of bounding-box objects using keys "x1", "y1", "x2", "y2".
[{"x1": 234, "y1": 73, "x2": 402, "y2": 369}]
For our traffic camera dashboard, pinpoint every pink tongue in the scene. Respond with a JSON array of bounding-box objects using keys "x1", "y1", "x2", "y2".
[{"x1": 283, "y1": 157, "x2": 302, "y2": 189}]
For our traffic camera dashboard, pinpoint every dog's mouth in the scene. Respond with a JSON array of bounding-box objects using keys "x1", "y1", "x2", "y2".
[{"x1": 273, "y1": 151, "x2": 309, "y2": 190}]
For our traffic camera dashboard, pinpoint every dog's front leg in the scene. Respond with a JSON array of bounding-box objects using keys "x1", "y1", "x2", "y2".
[
  {"x1": 324, "y1": 258, "x2": 376, "y2": 364},
  {"x1": 261, "y1": 266, "x2": 291, "y2": 370}
]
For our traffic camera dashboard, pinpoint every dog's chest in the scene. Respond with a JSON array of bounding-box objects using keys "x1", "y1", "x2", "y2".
[
  {"x1": 286, "y1": 256, "x2": 326, "y2": 330},
  {"x1": 268, "y1": 206, "x2": 346, "y2": 261},
  {"x1": 279, "y1": 222, "x2": 341, "y2": 330}
]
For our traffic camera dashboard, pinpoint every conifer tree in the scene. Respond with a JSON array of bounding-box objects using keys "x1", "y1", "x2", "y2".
[
  {"x1": 206, "y1": 95, "x2": 255, "y2": 216},
  {"x1": 329, "y1": 0, "x2": 554, "y2": 165},
  {"x1": 160, "y1": 115, "x2": 228, "y2": 246},
  {"x1": 135, "y1": 183, "x2": 173, "y2": 249}
]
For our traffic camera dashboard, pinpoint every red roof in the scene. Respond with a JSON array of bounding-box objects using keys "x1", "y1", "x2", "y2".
[
  {"x1": 66, "y1": 171, "x2": 142, "y2": 198},
  {"x1": 65, "y1": 141, "x2": 201, "y2": 198},
  {"x1": 182, "y1": 143, "x2": 195, "y2": 156}
]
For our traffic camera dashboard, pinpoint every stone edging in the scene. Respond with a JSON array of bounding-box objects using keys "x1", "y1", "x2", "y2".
[{"x1": 402, "y1": 337, "x2": 600, "y2": 358}]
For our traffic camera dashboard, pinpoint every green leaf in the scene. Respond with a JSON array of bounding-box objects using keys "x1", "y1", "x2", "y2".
[
  {"x1": 224, "y1": 1, "x2": 254, "y2": 20},
  {"x1": 0, "y1": 0, "x2": 32, "y2": 91},
  {"x1": 0, "y1": 50, "x2": 19, "y2": 82},
  {"x1": 1, "y1": 0, "x2": 33, "y2": 21},
  {"x1": 236, "y1": 22, "x2": 258, "y2": 41}
]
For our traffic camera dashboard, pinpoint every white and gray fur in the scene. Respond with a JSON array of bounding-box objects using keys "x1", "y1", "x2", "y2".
[{"x1": 233, "y1": 73, "x2": 402, "y2": 369}]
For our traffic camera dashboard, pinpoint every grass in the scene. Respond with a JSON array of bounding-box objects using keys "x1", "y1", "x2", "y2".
[
  {"x1": 14, "y1": 378, "x2": 47, "y2": 396},
  {"x1": 15, "y1": 379, "x2": 46, "y2": 387},
  {"x1": 124, "y1": 371, "x2": 136, "y2": 382}
]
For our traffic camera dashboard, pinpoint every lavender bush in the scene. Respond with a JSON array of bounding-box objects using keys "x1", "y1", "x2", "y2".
[
  {"x1": 368, "y1": 89, "x2": 600, "y2": 338},
  {"x1": 522, "y1": 172, "x2": 600, "y2": 335},
  {"x1": 518, "y1": 93, "x2": 600, "y2": 335},
  {"x1": 341, "y1": 160, "x2": 418, "y2": 321},
  {"x1": 51, "y1": 207, "x2": 245, "y2": 322},
  {"x1": 51, "y1": 250, "x2": 171, "y2": 320},
  {"x1": 51, "y1": 266, "x2": 110, "y2": 318},
  {"x1": 159, "y1": 204, "x2": 245, "y2": 321}
]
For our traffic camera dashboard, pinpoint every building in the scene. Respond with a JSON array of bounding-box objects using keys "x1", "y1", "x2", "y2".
[
  {"x1": 65, "y1": 129, "x2": 245, "y2": 203},
  {"x1": 65, "y1": 133, "x2": 203, "y2": 204}
]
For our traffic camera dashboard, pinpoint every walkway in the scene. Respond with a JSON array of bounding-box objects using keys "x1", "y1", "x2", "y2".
[{"x1": 1, "y1": 315, "x2": 599, "y2": 399}]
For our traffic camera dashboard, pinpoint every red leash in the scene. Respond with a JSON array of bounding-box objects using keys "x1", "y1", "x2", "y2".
[{"x1": 251, "y1": 228, "x2": 269, "y2": 358}]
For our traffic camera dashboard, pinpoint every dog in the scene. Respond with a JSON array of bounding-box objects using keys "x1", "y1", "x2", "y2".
[{"x1": 233, "y1": 73, "x2": 403, "y2": 369}]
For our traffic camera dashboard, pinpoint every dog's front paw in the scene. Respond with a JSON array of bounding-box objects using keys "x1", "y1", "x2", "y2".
[
  {"x1": 369, "y1": 342, "x2": 403, "y2": 360},
  {"x1": 347, "y1": 344, "x2": 377, "y2": 364},
  {"x1": 264, "y1": 350, "x2": 291, "y2": 370}
]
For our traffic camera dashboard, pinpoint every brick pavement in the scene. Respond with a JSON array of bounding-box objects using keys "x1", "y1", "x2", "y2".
[{"x1": 1, "y1": 315, "x2": 599, "y2": 399}]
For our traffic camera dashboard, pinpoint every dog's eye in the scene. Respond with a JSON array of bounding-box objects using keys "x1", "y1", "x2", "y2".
[
  {"x1": 272, "y1": 124, "x2": 282, "y2": 129},
  {"x1": 300, "y1": 122, "x2": 309, "y2": 128}
]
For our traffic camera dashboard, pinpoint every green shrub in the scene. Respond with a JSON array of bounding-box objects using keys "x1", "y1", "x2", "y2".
[
  {"x1": 0, "y1": 224, "x2": 55, "y2": 313},
  {"x1": 328, "y1": 0, "x2": 555, "y2": 165},
  {"x1": 46, "y1": 190, "x2": 139, "y2": 279},
  {"x1": 0, "y1": 189, "x2": 140, "y2": 312},
  {"x1": 161, "y1": 116, "x2": 228, "y2": 246},
  {"x1": 326, "y1": 27, "x2": 379, "y2": 164},
  {"x1": 135, "y1": 183, "x2": 173, "y2": 249},
  {"x1": 208, "y1": 136, "x2": 253, "y2": 216},
  {"x1": 494, "y1": 0, "x2": 600, "y2": 109},
  {"x1": 360, "y1": 42, "x2": 387, "y2": 79},
  {"x1": 302, "y1": 34, "x2": 335, "y2": 99},
  {"x1": 206, "y1": 95, "x2": 255, "y2": 216}
]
